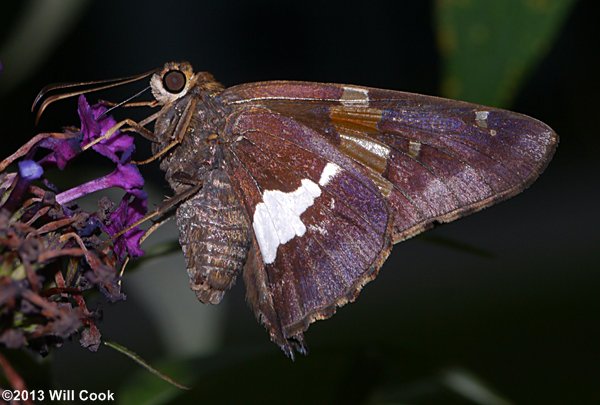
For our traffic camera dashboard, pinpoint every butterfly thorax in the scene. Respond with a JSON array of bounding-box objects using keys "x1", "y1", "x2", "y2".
[{"x1": 153, "y1": 85, "x2": 229, "y2": 193}]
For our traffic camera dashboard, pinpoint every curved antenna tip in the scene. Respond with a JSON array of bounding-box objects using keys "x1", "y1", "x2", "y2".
[{"x1": 32, "y1": 68, "x2": 158, "y2": 124}]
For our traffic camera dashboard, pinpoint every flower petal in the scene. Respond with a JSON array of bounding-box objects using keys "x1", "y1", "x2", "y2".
[
  {"x1": 38, "y1": 135, "x2": 82, "y2": 169},
  {"x1": 18, "y1": 160, "x2": 43, "y2": 180},
  {"x1": 105, "y1": 191, "x2": 148, "y2": 259},
  {"x1": 55, "y1": 164, "x2": 144, "y2": 205},
  {"x1": 78, "y1": 96, "x2": 135, "y2": 163}
]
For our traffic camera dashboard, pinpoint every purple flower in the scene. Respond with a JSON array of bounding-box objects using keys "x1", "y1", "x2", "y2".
[
  {"x1": 0, "y1": 89, "x2": 153, "y2": 360},
  {"x1": 38, "y1": 136, "x2": 82, "y2": 170},
  {"x1": 105, "y1": 192, "x2": 147, "y2": 259},
  {"x1": 2, "y1": 160, "x2": 44, "y2": 212},
  {"x1": 46, "y1": 95, "x2": 148, "y2": 257},
  {"x1": 18, "y1": 160, "x2": 43, "y2": 180},
  {"x1": 78, "y1": 96, "x2": 135, "y2": 163},
  {"x1": 37, "y1": 96, "x2": 135, "y2": 169},
  {"x1": 55, "y1": 163, "x2": 145, "y2": 205}
]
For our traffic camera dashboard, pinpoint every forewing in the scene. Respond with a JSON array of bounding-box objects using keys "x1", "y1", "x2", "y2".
[
  {"x1": 222, "y1": 107, "x2": 393, "y2": 357},
  {"x1": 220, "y1": 81, "x2": 558, "y2": 242}
]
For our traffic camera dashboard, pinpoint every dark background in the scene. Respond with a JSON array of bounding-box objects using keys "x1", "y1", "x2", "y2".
[{"x1": 1, "y1": 0, "x2": 599, "y2": 404}]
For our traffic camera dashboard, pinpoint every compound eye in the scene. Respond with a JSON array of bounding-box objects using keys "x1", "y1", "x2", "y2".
[{"x1": 163, "y1": 70, "x2": 186, "y2": 93}]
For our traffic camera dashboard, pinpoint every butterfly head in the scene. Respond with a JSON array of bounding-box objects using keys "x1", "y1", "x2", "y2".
[
  {"x1": 150, "y1": 61, "x2": 196, "y2": 105},
  {"x1": 150, "y1": 61, "x2": 224, "y2": 106}
]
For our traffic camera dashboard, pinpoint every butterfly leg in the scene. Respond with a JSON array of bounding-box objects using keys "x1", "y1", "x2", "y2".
[
  {"x1": 132, "y1": 100, "x2": 198, "y2": 165},
  {"x1": 97, "y1": 99, "x2": 159, "y2": 109},
  {"x1": 83, "y1": 114, "x2": 160, "y2": 151},
  {"x1": 116, "y1": 182, "x2": 203, "y2": 281},
  {"x1": 132, "y1": 138, "x2": 182, "y2": 165},
  {"x1": 111, "y1": 182, "x2": 203, "y2": 241}
]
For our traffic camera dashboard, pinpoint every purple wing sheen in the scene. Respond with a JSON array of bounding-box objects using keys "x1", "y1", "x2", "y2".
[
  {"x1": 222, "y1": 108, "x2": 393, "y2": 356},
  {"x1": 220, "y1": 82, "x2": 558, "y2": 242}
]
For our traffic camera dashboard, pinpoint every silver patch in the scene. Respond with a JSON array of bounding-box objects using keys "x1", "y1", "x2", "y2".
[
  {"x1": 341, "y1": 86, "x2": 370, "y2": 106},
  {"x1": 475, "y1": 110, "x2": 489, "y2": 128},
  {"x1": 408, "y1": 140, "x2": 422, "y2": 158},
  {"x1": 340, "y1": 133, "x2": 391, "y2": 159}
]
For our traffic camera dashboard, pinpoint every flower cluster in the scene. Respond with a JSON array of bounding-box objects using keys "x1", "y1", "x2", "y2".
[{"x1": 0, "y1": 96, "x2": 147, "y2": 355}]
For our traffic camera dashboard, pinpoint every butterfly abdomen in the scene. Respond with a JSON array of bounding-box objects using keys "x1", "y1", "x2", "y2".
[{"x1": 176, "y1": 169, "x2": 251, "y2": 304}]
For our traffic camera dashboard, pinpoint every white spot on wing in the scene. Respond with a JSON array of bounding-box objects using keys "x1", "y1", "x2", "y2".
[
  {"x1": 253, "y1": 163, "x2": 339, "y2": 264},
  {"x1": 252, "y1": 203, "x2": 280, "y2": 265},
  {"x1": 319, "y1": 162, "x2": 341, "y2": 186},
  {"x1": 253, "y1": 179, "x2": 321, "y2": 264}
]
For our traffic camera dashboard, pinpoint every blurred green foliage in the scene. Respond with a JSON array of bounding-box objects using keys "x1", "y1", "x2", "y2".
[
  {"x1": 117, "y1": 348, "x2": 402, "y2": 405},
  {"x1": 119, "y1": 350, "x2": 354, "y2": 405},
  {"x1": 118, "y1": 346, "x2": 511, "y2": 404},
  {"x1": 435, "y1": 0, "x2": 576, "y2": 106}
]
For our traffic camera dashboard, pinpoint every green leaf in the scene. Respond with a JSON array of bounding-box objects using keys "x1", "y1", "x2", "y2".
[{"x1": 435, "y1": 0, "x2": 576, "y2": 106}]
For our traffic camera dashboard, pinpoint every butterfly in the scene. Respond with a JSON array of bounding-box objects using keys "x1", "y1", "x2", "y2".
[{"x1": 35, "y1": 61, "x2": 558, "y2": 358}]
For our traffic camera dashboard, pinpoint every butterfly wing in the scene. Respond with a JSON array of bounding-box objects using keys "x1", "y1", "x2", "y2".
[
  {"x1": 221, "y1": 81, "x2": 558, "y2": 242},
  {"x1": 222, "y1": 107, "x2": 393, "y2": 357},
  {"x1": 218, "y1": 81, "x2": 557, "y2": 356}
]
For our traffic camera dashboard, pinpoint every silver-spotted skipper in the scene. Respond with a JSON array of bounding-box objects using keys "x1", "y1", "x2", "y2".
[{"x1": 34, "y1": 61, "x2": 557, "y2": 358}]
